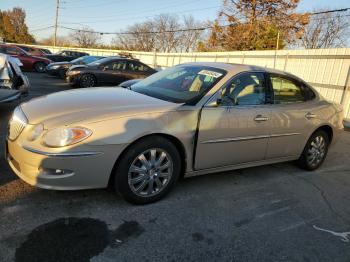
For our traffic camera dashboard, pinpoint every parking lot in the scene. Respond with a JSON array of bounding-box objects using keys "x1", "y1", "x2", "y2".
[{"x1": 0, "y1": 73, "x2": 350, "y2": 262}]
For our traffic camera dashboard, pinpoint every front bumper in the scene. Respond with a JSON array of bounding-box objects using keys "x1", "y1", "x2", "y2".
[
  {"x1": 5, "y1": 138, "x2": 126, "y2": 190},
  {"x1": 46, "y1": 67, "x2": 60, "y2": 76},
  {"x1": 66, "y1": 75, "x2": 80, "y2": 86}
]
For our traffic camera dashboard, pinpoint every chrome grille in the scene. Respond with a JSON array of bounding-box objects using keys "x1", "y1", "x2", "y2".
[{"x1": 8, "y1": 107, "x2": 28, "y2": 141}]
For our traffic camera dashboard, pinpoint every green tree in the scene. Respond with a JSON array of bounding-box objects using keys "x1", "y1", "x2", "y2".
[
  {"x1": 202, "y1": 0, "x2": 309, "y2": 51},
  {"x1": 1, "y1": 7, "x2": 35, "y2": 44}
]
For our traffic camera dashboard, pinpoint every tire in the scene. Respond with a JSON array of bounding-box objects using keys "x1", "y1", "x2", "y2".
[
  {"x1": 79, "y1": 74, "x2": 96, "y2": 88},
  {"x1": 114, "y1": 136, "x2": 181, "y2": 204},
  {"x1": 297, "y1": 130, "x2": 329, "y2": 171},
  {"x1": 34, "y1": 62, "x2": 46, "y2": 73}
]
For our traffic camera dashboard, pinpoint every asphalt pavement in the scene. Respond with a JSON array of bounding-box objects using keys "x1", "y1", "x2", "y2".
[{"x1": 1, "y1": 73, "x2": 350, "y2": 262}]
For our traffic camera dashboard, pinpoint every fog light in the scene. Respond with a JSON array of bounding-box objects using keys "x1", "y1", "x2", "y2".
[{"x1": 40, "y1": 168, "x2": 73, "y2": 176}]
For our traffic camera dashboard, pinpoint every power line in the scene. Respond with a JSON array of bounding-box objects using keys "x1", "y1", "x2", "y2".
[
  {"x1": 59, "y1": 23, "x2": 233, "y2": 35},
  {"x1": 60, "y1": 6, "x2": 221, "y2": 24},
  {"x1": 59, "y1": 0, "x2": 203, "y2": 20},
  {"x1": 311, "y1": 8, "x2": 350, "y2": 15},
  {"x1": 29, "y1": 26, "x2": 54, "y2": 32}
]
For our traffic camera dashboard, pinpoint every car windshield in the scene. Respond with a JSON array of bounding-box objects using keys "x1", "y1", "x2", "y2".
[
  {"x1": 72, "y1": 56, "x2": 103, "y2": 64},
  {"x1": 87, "y1": 57, "x2": 116, "y2": 66},
  {"x1": 131, "y1": 65, "x2": 226, "y2": 104}
]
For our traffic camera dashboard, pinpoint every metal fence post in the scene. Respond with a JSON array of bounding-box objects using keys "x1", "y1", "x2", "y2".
[
  {"x1": 283, "y1": 53, "x2": 289, "y2": 71},
  {"x1": 340, "y1": 66, "x2": 350, "y2": 118},
  {"x1": 153, "y1": 49, "x2": 157, "y2": 68}
]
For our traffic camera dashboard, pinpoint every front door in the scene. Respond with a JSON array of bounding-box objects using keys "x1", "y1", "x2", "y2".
[{"x1": 195, "y1": 72, "x2": 271, "y2": 170}]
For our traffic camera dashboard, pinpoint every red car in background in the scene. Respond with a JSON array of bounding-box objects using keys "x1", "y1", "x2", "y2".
[
  {"x1": 14, "y1": 45, "x2": 47, "y2": 57},
  {"x1": 0, "y1": 44, "x2": 51, "y2": 72}
]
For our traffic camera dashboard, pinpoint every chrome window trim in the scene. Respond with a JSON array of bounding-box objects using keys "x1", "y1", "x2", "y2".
[{"x1": 23, "y1": 146, "x2": 103, "y2": 157}]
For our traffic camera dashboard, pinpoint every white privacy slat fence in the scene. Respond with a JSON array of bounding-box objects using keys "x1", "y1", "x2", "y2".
[{"x1": 19, "y1": 44, "x2": 350, "y2": 120}]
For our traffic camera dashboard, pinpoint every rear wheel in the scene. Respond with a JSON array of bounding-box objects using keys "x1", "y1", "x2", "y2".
[
  {"x1": 114, "y1": 136, "x2": 181, "y2": 204},
  {"x1": 297, "y1": 130, "x2": 329, "y2": 171},
  {"x1": 34, "y1": 62, "x2": 46, "y2": 73},
  {"x1": 79, "y1": 74, "x2": 96, "y2": 88}
]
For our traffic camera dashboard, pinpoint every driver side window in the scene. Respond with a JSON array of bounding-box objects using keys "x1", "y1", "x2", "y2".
[{"x1": 221, "y1": 72, "x2": 266, "y2": 106}]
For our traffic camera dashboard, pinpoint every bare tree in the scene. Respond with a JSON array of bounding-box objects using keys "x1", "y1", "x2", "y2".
[
  {"x1": 38, "y1": 35, "x2": 72, "y2": 46},
  {"x1": 113, "y1": 14, "x2": 203, "y2": 52},
  {"x1": 69, "y1": 27, "x2": 101, "y2": 48},
  {"x1": 179, "y1": 16, "x2": 204, "y2": 52},
  {"x1": 301, "y1": 11, "x2": 349, "y2": 49}
]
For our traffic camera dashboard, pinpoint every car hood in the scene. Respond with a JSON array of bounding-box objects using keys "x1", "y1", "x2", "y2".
[
  {"x1": 32, "y1": 55, "x2": 51, "y2": 62},
  {"x1": 20, "y1": 87, "x2": 179, "y2": 128},
  {"x1": 48, "y1": 61, "x2": 72, "y2": 67},
  {"x1": 69, "y1": 64, "x2": 90, "y2": 70}
]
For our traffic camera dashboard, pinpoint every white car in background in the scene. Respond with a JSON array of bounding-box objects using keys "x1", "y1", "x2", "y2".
[{"x1": 0, "y1": 53, "x2": 29, "y2": 103}]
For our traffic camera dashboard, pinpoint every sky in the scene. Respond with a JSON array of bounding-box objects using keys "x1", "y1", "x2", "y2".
[{"x1": 1, "y1": 0, "x2": 350, "y2": 44}]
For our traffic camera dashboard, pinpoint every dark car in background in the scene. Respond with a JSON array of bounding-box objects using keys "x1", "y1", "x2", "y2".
[
  {"x1": 66, "y1": 57, "x2": 156, "y2": 88},
  {"x1": 46, "y1": 55, "x2": 105, "y2": 78},
  {"x1": 39, "y1": 48, "x2": 52, "y2": 54},
  {"x1": 0, "y1": 44, "x2": 51, "y2": 73},
  {"x1": 46, "y1": 50, "x2": 89, "y2": 62}
]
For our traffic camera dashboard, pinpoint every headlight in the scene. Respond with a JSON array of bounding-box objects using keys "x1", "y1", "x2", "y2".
[
  {"x1": 27, "y1": 124, "x2": 44, "y2": 141},
  {"x1": 43, "y1": 127, "x2": 92, "y2": 147},
  {"x1": 50, "y1": 65, "x2": 61, "y2": 69},
  {"x1": 67, "y1": 70, "x2": 80, "y2": 76}
]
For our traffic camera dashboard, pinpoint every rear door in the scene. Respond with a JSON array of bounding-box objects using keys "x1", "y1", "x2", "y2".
[
  {"x1": 266, "y1": 73, "x2": 318, "y2": 159},
  {"x1": 195, "y1": 72, "x2": 271, "y2": 170},
  {"x1": 99, "y1": 60, "x2": 128, "y2": 85},
  {"x1": 126, "y1": 61, "x2": 153, "y2": 79}
]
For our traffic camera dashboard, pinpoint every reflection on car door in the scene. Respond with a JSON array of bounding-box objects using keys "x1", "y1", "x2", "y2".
[
  {"x1": 126, "y1": 61, "x2": 151, "y2": 79},
  {"x1": 195, "y1": 72, "x2": 271, "y2": 170},
  {"x1": 266, "y1": 74, "x2": 318, "y2": 159},
  {"x1": 102, "y1": 60, "x2": 128, "y2": 85}
]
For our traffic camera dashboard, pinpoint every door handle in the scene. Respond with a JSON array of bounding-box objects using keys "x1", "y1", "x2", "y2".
[
  {"x1": 254, "y1": 115, "x2": 269, "y2": 122},
  {"x1": 305, "y1": 112, "x2": 317, "y2": 120}
]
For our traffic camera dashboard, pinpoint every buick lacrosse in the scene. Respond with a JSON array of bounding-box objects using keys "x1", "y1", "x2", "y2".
[{"x1": 6, "y1": 63, "x2": 343, "y2": 204}]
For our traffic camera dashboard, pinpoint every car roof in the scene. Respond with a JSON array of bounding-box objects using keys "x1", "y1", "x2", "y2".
[{"x1": 182, "y1": 62, "x2": 303, "y2": 82}]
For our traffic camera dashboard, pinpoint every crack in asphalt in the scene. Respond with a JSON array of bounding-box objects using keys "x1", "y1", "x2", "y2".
[{"x1": 271, "y1": 163, "x2": 350, "y2": 226}]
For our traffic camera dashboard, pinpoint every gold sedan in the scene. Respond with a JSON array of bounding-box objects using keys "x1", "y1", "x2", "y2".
[{"x1": 5, "y1": 63, "x2": 344, "y2": 204}]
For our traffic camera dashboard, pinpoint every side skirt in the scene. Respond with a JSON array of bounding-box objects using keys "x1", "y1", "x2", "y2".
[{"x1": 184, "y1": 155, "x2": 299, "y2": 178}]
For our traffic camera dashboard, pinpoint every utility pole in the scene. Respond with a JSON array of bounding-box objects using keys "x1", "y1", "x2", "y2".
[
  {"x1": 54, "y1": 0, "x2": 60, "y2": 47},
  {"x1": 273, "y1": 31, "x2": 280, "y2": 69}
]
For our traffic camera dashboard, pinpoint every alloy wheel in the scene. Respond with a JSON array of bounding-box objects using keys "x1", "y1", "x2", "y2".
[
  {"x1": 81, "y1": 75, "x2": 95, "y2": 87},
  {"x1": 128, "y1": 148, "x2": 173, "y2": 197},
  {"x1": 306, "y1": 135, "x2": 326, "y2": 167}
]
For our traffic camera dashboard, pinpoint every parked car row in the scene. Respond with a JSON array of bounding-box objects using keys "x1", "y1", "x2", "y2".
[
  {"x1": 0, "y1": 44, "x2": 52, "y2": 73},
  {"x1": 0, "y1": 43, "x2": 90, "y2": 73}
]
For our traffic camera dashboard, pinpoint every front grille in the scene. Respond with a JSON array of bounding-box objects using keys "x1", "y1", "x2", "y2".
[{"x1": 8, "y1": 106, "x2": 28, "y2": 141}]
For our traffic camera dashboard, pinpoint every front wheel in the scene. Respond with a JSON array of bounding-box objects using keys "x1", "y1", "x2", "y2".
[
  {"x1": 297, "y1": 130, "x2": 329, "y2": 171},
  {"x1": 79, "y1": 74, "x2": 96, "y2": 88},
  {"x1": 114, "y1": 136, "x2": 181, "y2": 204},
  {"x1": 34, "y1": 62, "x2": 46, "y2": 73}
]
